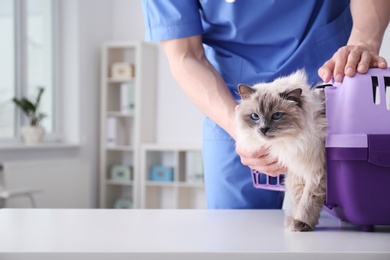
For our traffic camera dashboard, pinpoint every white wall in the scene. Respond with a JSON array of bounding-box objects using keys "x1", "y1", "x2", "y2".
[
  {"x1": 380, "y1": 28, "x2": 390, "y2": 61},
  {"x1": 4, "y1": 159, "x2": 91, "y2": 208}
]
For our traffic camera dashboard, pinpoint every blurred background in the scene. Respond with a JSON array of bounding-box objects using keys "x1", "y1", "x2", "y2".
[{"x1": 0, "y1": 0, "x2": 389, "y2": 209}]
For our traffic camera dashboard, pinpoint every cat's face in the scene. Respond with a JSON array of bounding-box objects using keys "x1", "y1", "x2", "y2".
[{"x1": 237, "y1": 83, "x2": 307, "y2": 141}]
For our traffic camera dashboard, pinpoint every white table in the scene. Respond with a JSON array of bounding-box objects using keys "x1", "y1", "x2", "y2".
[{"x1": 0, "y1": 209, "x2": 389, "y2": 260}]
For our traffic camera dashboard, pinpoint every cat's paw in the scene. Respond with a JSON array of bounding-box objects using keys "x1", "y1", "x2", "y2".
[{"x1": 285, "y1": 216, "x2": 314, "y2": 232}]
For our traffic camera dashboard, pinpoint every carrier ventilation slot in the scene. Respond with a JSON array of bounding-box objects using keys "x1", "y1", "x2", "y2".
[
  {"x1": 385, "y1": 76, "x2": 390, "y2": 111},
  {"x1": 371, "y1": 76, "x2": 380, "y2": 105},
  {"x1": 252, "y1": 173, "x2": 258, "y2": 184}
]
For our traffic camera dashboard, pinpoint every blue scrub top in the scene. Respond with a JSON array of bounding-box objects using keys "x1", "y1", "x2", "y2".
[{"x1": 143, "y1": 0, "x2": 352, "y2": 99}]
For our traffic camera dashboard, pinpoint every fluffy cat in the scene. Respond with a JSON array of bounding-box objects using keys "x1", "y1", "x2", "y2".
[{"x1": 235, "y1": 70, "x2": 327, "y2": 232}]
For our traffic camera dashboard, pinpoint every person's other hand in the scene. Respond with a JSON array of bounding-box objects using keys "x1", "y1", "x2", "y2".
[
  {"x1": 235, "y1": 144, "x2": 287, "y2": 177},
  {"x1": 318, "y1": 44, "x2": 388, "y2": 83}
]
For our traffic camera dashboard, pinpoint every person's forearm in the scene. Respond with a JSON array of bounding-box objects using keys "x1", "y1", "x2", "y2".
[
  {"x1": 161, "y1": 35, "x2": 238, "y2": 139},
  {"x1": 348, "y1": 0, "x2": 390, "y2": 53}
]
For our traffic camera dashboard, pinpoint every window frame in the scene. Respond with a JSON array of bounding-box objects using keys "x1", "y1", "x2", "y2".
[{"x1": 0, "y1": 0, "x2": 60, "y2": 144}]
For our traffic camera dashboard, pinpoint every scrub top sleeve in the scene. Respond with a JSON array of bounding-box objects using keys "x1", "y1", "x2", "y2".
[{"x1": 142, "y1": 0, "x2": 204, "y2": 41}]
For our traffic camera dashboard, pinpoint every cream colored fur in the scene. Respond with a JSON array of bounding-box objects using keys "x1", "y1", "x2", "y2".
[{"x1": 236, "y1": 70, "x2": 326, "y2": 231}]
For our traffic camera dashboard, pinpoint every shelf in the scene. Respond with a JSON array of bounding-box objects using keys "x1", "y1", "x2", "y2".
[
  {"x1": 145, "y1": 181, "x2": 175, "y2": 187},
  {"x1": 106, "y1": 146, "x2": 134, "y2": 152},
  {"x1": 142, "y1": 143, "x2": 202, "y2": 151},
  {"x1": 144, "y1": 181, "x2": 204, "y2": 188},
  {"x1": 106, "y1": 180, "x2": 134, "y2": 186},
  {"x1": 141, "y1": 144, "x2": 205, "y2": 209},
  {"x1": 99, "y1": 42, "x2": 157, "y2": 208},
  {"x1": 106, "y1": 111, "x2": 135, "y2": 118},
  {"x1": 177, "y1": 182, "x2": 204, "y2": 188},
  {"x1": 107, "y1": 78, "x2": 135, "y2": 83}
]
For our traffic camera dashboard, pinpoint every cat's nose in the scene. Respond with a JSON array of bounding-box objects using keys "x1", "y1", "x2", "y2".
[{"x1": 260, "y1": 127, "x2": 270, "y2": 134}]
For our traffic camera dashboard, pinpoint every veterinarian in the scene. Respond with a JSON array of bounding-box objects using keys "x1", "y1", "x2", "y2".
[{"x1": 142, "y1": 0, "x2": 390, "y2": 209}]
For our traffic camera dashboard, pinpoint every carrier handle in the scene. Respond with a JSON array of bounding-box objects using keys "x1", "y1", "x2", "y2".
[{"x1": 315, "y1": 83, "x2": 333, "y2": 89}]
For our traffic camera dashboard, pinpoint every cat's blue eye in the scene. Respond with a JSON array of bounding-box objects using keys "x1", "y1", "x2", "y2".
[
  {"x1": 272, "y1": 112, "x2": 283, "y2": 120},
  {"x1": 250, "y1": 113, "x2": 260, "y2": 120}
]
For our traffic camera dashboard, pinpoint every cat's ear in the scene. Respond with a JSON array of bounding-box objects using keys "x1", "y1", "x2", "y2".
[
  {"x1": 290, "y1": 69, "x2": 308, "y2": 84},
  {"x1": 280, "y1": 88, "x2": 303, "y2": 105},
  {"x1": 238, "y1": 84, "x2": 256, "y2": 100}
]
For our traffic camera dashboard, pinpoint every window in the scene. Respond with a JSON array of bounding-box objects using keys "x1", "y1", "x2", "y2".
[
  {"x1": 0, "y1": 0, "x2": 14, "y2": 139},
  {"x1": 0, "y1": 0, "x2": 58, "y2": 142}
]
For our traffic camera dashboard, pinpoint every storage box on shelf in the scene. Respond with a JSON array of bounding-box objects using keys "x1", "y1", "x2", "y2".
[
  {"x1": 99, "y1": 42, "x2": 156, "y2": 208},
  {"x1": 141, "y1": 144, "x2": 206, "y2": 209}
]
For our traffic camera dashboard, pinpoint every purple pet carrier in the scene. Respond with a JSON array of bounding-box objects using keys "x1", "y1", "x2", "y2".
[
  {"x1": 252, "y1": 170, "x2": 285, "y2": 191},
  {"x1": 252, "y1": 68, "x2": 390, "y2": 231},
  {"x1": 324, "y1": 68, "x2": 390, "y2": 231}
]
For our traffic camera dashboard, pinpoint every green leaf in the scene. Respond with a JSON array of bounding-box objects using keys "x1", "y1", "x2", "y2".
[
  {"x1": 35, "y1": 87, "x2": 44, "y2": 108},
  {"x1": 12, "y1": 87, "x2": 46, "y2": 126}
]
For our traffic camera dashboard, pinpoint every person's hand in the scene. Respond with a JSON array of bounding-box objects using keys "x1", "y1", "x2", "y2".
[
  {"x1": 318, "y1": 44, "x2": 388, "y2": 83},
  {"x1": 235, "y1": 144, "x2": 287, "y2": 177}
]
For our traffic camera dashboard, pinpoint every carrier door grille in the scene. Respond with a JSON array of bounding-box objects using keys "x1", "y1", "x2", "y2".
[{"x1": 385, "y1": 76, "x2": 390, "y2": 110}]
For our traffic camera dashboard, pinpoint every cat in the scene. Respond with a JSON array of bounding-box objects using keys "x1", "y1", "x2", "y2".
[{"x1": 235, "y1": 70, "x2": 327, "y2": 232}]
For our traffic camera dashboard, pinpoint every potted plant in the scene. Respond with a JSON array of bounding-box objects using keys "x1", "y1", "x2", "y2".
[{"x1": 12, "y1": 87, "x2": 47, "y2": 145}]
